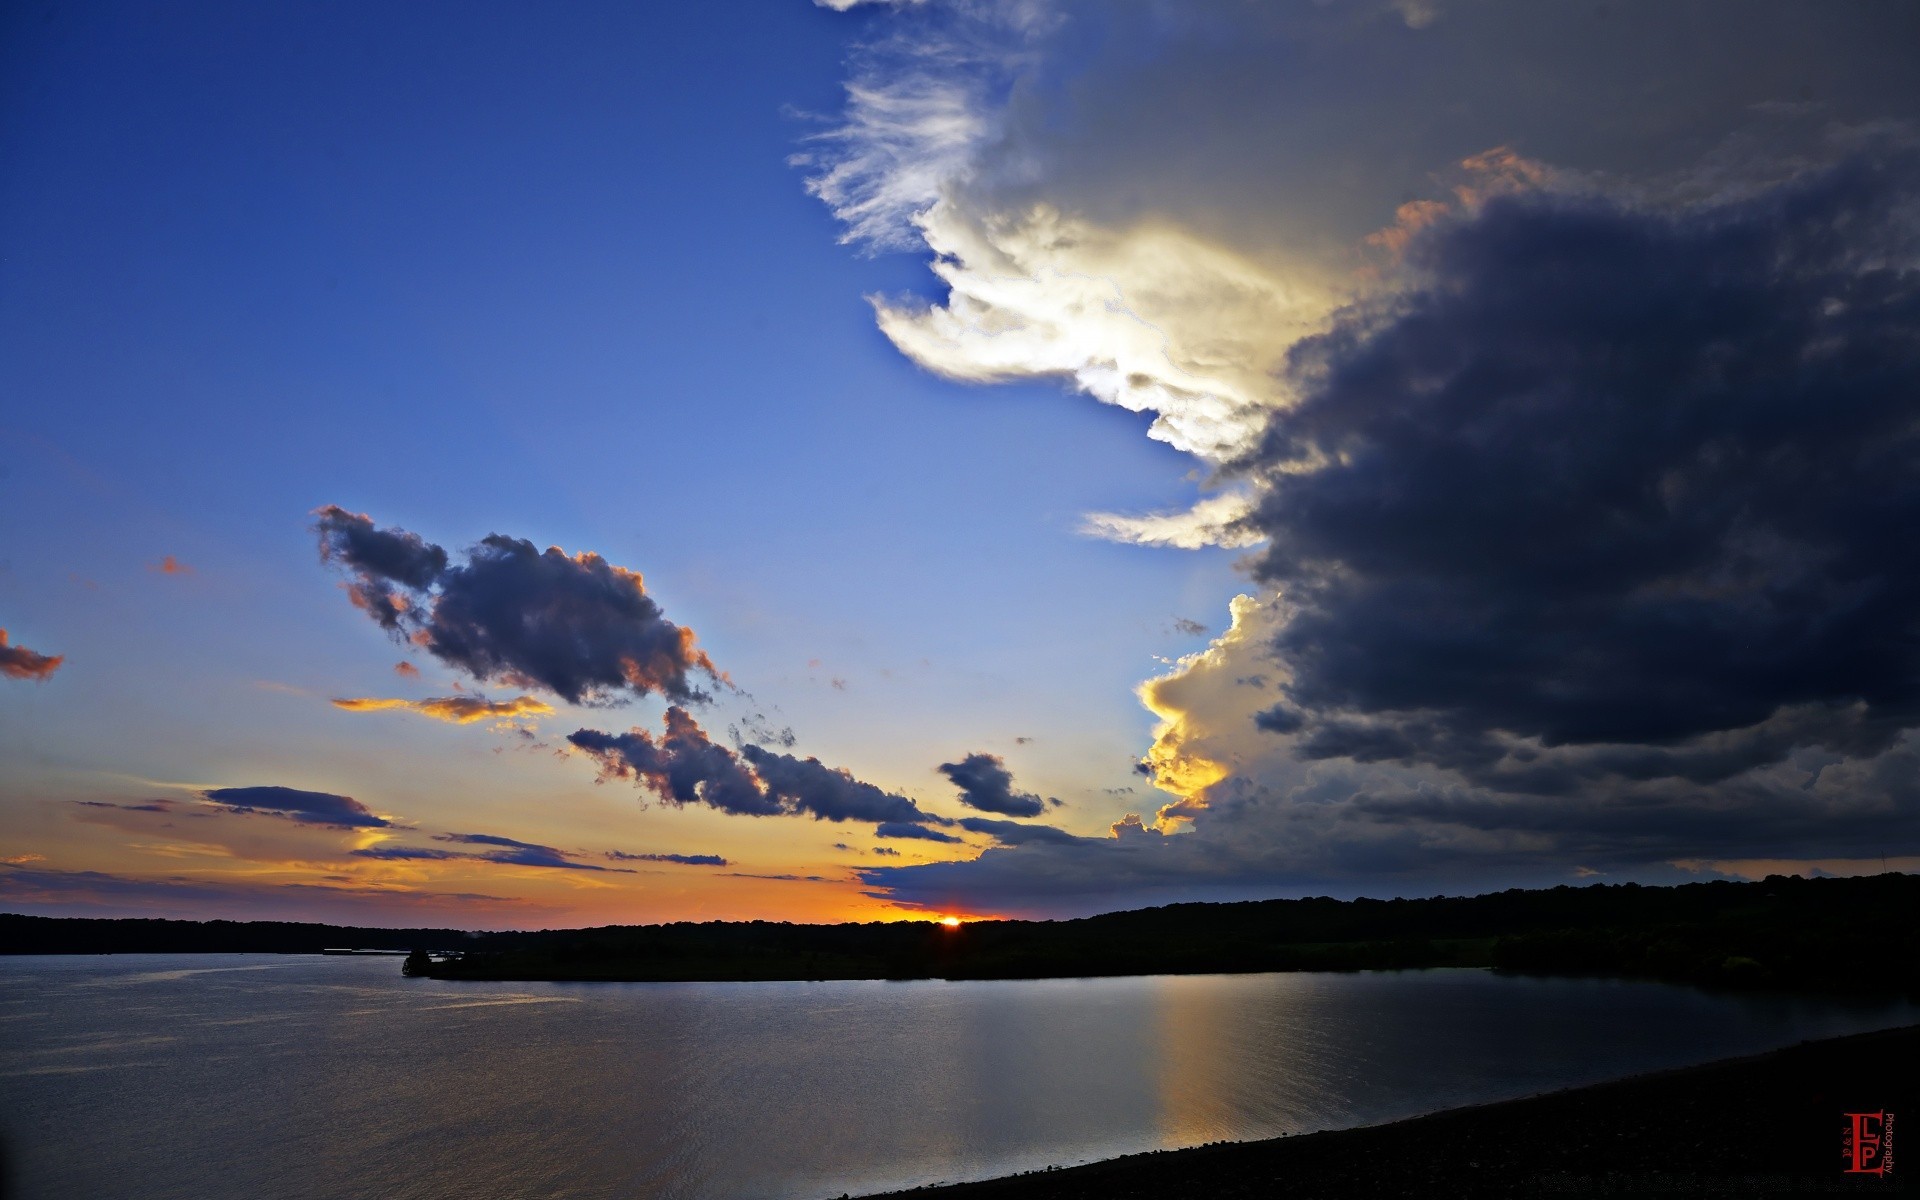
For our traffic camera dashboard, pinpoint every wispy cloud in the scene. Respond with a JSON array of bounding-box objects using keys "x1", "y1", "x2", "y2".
[
  {"x1": 330, "y1": 694, "x2": 554, "y2": 725},
  {"x1": 605, "y1": 850, "x2": 729, "y2": 867},
  {"x1": 355, "y1": 832, "x2": 633, "y2": 873}
]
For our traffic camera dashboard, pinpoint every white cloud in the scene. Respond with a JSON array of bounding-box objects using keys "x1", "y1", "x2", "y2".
[
  {"x1": 1079, "y1": 491, "x2": 1261, "y2": 550},
  {"x1": 875, "y1": 204, "x2": 1328, "y2": 459}
]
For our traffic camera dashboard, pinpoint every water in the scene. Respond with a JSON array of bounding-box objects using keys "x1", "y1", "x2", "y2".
[{"x1": 1, "y1": 956, "x2": 1913, "y2": 1199}]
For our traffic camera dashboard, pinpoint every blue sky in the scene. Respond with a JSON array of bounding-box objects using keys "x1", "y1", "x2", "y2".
[{"x1": 5, "y1": 1, "x2": 1919, "y2": 924}]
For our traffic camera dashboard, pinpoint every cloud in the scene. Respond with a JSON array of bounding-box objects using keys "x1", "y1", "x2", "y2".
[
  {"x1": 202, "y1": 786, "x2": 392, "y2": 829},
  {"x1": 0, "y1": 861, "x2": 540, "y2": 922},
  {"x1": 797, "y1": 0, "x2": 1035, "y2": 250},
  {"x1": 741, "y1": 743, "x2": 938, "y2": 825},
  {"x1": 313, "y1": 505, "x2": 448, "y2": 631},
  {"x1": 812, "y1": 3, "x2": 1920, "y2": 916},
  {"x1": 351, "y1": 845, "x2": 467, "y2": 862},
  {"x1": 314, "y1": 506, "x2": 718, "y2": 705},
  {"x1": 394, "y1": 661, "x2": 421, "y2": 678},
  {"x1": 937, "y1": 751, "x2": 1047, "y2": 817},
  {"x1": 857, "y1": 156, "x2": 1920, "y2": 916},
  {"x1": 149, "y1": 556, "x2": 192, "y2": 576},
  {"x1": 570, "y1": 709, "x2": 780, "y2": 816},
  {"x1": 0, "y1": 629, "x2": 64, "y2": 681},
  {"x1": 354, "y1": 833, "x2": 632, "y2": 872},
  {"x1": 808, "y1": 0, "x2": 1920, "y2": 539},
  {"x1": 870, "y1": 207, "x2": 1319, "y2": 462},
  {"x1": 72, "y1": 799, "x2": 176, "y2": 814},
  {"x1": 437, "y1": 833, "x2": 631, "y2": 872},
  {"x1": 330, "y1": 694, "x2": 555, "y2": 725},
  {"x1": 569, "y1": 707, "x2": 953, "y2": 833},
  {"x1": 1235, "y1": 151, "x2": 1920, "y2": 789},
  {"x1": 955, "y1": 815, "x2": 1081, "y2": 846},
  {"x1": 605, "y1": 850, "x2": 730, "y2": 867},
  {"x1": 874, "y1": 821, "x2": 963, "y2": 843},
  {"x1": 1082, "y1": 493, "x2": 1265, "y2": 551}
]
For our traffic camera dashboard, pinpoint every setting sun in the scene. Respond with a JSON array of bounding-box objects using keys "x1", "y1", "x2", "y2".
[{"x1": 939, "y1": 917, "x2": 962, "y2": 928}]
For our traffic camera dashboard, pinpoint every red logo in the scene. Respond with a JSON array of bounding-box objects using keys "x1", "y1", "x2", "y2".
[{"x1": 1843, "y1": 1110, "x2": 1895, "y2": 1176}]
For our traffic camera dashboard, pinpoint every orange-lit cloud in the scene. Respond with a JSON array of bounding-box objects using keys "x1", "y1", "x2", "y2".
[
  {"x1": 394, "y1": 661, "x2": 421, "y2": 678},
  {"x1": 1133, "y1": 595, "x2": 1290, "y2": 825},
  {"x1": 330, "y1": 694, "x2": 554, "y2": 724},
  {"x1": 0, "y1": 629, "x2": 64, "y2": 681},
  {"x1": 149, "y1": 555, "x2": 193, "y2": 575},
  {"x1": 1363, "y1": 198, "x2": 1450, "y2": 259}
]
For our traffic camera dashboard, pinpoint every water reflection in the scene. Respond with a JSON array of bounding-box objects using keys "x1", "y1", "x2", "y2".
[{"x1": 1, "y1": 956, "x2": 1913, "y2": 1200}]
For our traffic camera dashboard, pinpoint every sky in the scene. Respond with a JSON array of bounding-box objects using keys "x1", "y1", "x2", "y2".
[{"x1": 3, "y1": 0, "x2": 1918, "y2": 927}]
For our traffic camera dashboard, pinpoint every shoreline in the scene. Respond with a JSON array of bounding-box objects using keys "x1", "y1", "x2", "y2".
[{"x1": 859, "y1": 1023, "x2": 1916, "y2": 1198}]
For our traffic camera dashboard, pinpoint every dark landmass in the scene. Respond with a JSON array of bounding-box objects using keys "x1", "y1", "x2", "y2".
[
  {"x1": 5, "y1": 872, "x2": 1915, "y2": 996},
  {"x1": 0, "y1": 914, "x2": 472, "y2": 955},
  {"x1": 857, "y1": 1022, "x2": 1917, "y2": 1198},
  {"x1": 428, "y1": 872, "x2": 1919, "y2": 993}
]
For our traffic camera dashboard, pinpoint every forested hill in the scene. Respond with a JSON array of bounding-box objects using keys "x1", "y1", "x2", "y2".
[{"x1": 5, "y1": 872, "x2": 1915, "y2": 994}]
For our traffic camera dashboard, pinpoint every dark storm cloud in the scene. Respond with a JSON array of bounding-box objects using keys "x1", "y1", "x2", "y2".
[
  {"x1": 1237, "y1": 150, "x2": 1920, "y2": 786},
  {"x1": 936, "y1": 752, "x2": 1048, "y2": 817},
  {"x1": 850, "y1": 150, "x2": 1920, "y2": 920},
  {"x1": 0, "y1": 629, "x2": 64, "y2": 681},
  {"x1": 202, "y1": 786, "x2": 391, "y2": 829},
  {"x1": 605, "y1": 850, "x2": 730, "y2": 867},
  {"x1": 569, "y1": 708, "x2": 952, "y2": 831},
  {"x1": 313, "y1": 508, "x2": 718, "y2": 705},
  {"x1": 861, "y1": 742, "x2": 1920, "y2": 917}
]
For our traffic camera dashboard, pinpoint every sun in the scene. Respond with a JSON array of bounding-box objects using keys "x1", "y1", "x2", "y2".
[{"x1": 939, "y1": 916, "x2": 962, "y2": 928}]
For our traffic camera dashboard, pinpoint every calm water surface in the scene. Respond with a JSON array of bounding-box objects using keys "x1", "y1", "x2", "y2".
[{"x1": 2, "y1": 955, "x2": 1914, "y2": 1199}]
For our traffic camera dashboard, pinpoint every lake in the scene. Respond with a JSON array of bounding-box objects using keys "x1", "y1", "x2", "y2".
[{"x1": 2, "y1": 955, "x2": 1914, "y2": 1199}]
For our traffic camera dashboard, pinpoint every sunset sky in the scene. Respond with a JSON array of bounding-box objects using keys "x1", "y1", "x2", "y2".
[{"x1": 5, "y1": 0, "x2": 1919, "y2": 927}]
